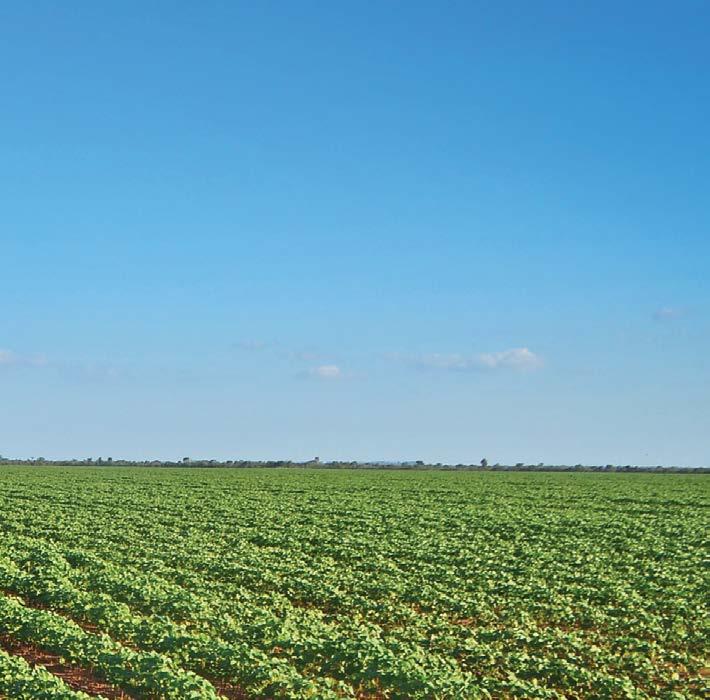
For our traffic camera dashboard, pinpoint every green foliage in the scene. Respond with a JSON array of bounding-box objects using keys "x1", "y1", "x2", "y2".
[
  {"x1": 0, "y1": 467, "x2": 707, "y2": 698},
  {"x1": 0, "y1": 648, "x2": 96, "y2": 699}
]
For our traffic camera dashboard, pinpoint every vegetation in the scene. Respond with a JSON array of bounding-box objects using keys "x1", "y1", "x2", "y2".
[
  {"x1": 1, "y1": 455, "x2": 706, "y2": 472},
  {"x1": 0, "y1": 466, "x2": 707, "y2": 698}
]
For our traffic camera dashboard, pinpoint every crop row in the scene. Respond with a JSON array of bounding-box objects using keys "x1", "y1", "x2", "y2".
[
  {"x1": 3, "y1": 520, "x2": 699, "y2": 698},
  {"x1": 0, "y1": 467, "x2": 705, "y2": 698},
  {"x1": 0, "y1": 647, "x2": 99, "y2": 700},
  {"x1": 0, "y1": 593, "x2": 222, "y2": 699},
  {"x1": 0, "y1": 540, "x2": 478, "y2": 699}
]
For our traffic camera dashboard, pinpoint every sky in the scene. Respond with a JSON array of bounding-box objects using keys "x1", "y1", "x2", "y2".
[{"x1": 1, "y1": 1, "x2": 709, "y2": 466}]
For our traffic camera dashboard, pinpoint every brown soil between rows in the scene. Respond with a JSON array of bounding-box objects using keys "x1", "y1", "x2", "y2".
[
  {"x1": 1, "y1": 591, "x2": 255, "y2": 700},
  {"x1": 0, "y1": 633, "x2": 134, "y2": 699}
]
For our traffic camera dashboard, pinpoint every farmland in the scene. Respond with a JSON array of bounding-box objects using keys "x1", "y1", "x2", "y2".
[{"x1": 0, "y1": 467, "x2": 706, "y2": 699}]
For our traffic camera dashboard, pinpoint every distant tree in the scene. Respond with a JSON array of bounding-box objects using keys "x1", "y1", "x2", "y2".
[
  {"x1": 515, "y1": 462, "x2": 524, "y2": 468},
  {"x1": 480, "y1": 458, "x2": 488, "y2": 468}
]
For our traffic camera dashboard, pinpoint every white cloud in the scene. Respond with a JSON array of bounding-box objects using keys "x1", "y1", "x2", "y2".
[
  {"x1": 0, "y1": 349, "x2": 48, "y2": 368},
  {"x1": 0, "y1": 350, "x2": 122, "y2": 382},
  {"x1": 393, "y1": 347, "x2": 543, "y2": 372},
  {"x1": 291, "y1": 350, "x2": 321, "y2": 362},
  {"x1": 653, "y1": 306, "x2": 685, "y2": 321},
  {"x1": 476, "y1": 347, "x2": 543, "y2": 370},
  {"x1": 308, "y1": 364, "x2": 342, "y2": 380},
  {"x1": 235, "y1": 340, "x2": 269, "y2": 351},
  {"x1": 0, "y1": 350, "x2": 18, "y2": 366},
  {"x1": 79, "y1": 363, "x2": 119, "y2": 380}
]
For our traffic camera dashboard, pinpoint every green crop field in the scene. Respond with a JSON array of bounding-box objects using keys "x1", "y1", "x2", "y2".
[{"x1": 0, "y1": 467, "x2": 706, "y2": 699}]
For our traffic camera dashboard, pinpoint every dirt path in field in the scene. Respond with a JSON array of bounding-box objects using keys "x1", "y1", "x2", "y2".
[{"x1": 0, "y1": 634, "x2": 134, "y2": 699}]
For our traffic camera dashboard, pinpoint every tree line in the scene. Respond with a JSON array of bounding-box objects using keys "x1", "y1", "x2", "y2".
[{"x1": 0, "y1": 456, "x2": 706, "y2": 473}]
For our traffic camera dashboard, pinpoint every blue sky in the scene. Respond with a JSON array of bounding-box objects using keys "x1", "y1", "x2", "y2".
[{"x1": 2, "y1": 1, "x2": 708, "y2": 465}]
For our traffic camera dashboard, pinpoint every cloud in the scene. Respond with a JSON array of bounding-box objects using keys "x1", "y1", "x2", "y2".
[
  {"x1": 290, "y1": 350, "x2": 322, "y2": 362},
  {"x1": 0, "y1": 349, "x2": 48, "y2": 368},
  {"x1": 0, "y1": 350, "x2": 17, "y2": 366},
  {"x1": 235, "y1": 340, "x2": 269, "y2": 351},
  {"x1": 476, "y1": 347, "x2": 543, "y2": 370},
  {"x1": 78, "y1": 362, "x2": 120, "y2": 381},
  {"x1": 308, "y1": 364, "x2": 342, "y2": 380},
  {"x1": 0, "y1": 349, "x2": 123, "y2": 382},
  {"x1": 390, "y1": 347, "x2": 543, "y2": 372},
  {"x1": 653, "y1": 306, "x2": 685, "y2": 322}
]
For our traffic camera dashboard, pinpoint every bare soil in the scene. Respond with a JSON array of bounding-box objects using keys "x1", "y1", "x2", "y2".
[{"x1": 0, "y1": 633, "x2": 134, "y2": 698}]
